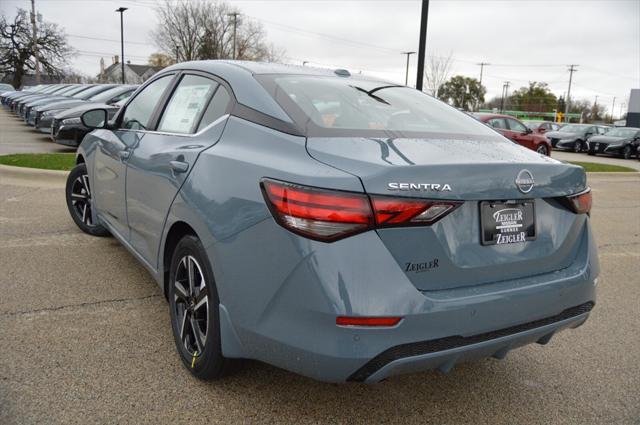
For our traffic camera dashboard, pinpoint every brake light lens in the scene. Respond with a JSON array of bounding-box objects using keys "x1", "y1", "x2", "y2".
[
  {"x1": 336, "y1": 316, "x2": 402, "y2": 327},
  {"x1": 261, "y1": 179, "x2": 462, "y2": 242},
  {"x1": 261, "y1": 179, "x2": 374, "y2": 242},
  {"x1": 567, "y1": 188, "x2": 592, "y2": 214},
  {"x1": 371, "y1": 196, "x2": 461, "y2": 227}
]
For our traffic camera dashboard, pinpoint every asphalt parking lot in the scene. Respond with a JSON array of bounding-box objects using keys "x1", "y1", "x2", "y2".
[
  {"x1": 0, "y1": 109, "x2": 74, "y2": 155},
  {"x1": 1, "y1": 110, "x2": 639, "y2": 424}
]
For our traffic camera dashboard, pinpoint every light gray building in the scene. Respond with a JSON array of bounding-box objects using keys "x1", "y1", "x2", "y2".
[{"x1": 98, "y1": 56, "x2": 163, "y2": 84}]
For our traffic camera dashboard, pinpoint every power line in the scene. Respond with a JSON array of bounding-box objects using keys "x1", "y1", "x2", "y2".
[{"x1": 68, "y1": 33, "x2": 152, "y2": 46}]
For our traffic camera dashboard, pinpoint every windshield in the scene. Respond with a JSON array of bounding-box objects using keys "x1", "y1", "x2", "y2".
[
  {"x1": 605, "y1": 128, "x2": 637, "y2": 137},
  {"x1": 264, "y1": 75, "x2": 499, "y2": 138},
  {"x1": 561, "y1": 124, "x2": 589, "y2": 133},
  {"x1": 63, "y1": 85, "x2": 93, "y2": 96},
  {"x1": 71, "y1": 85, "x2": 111, "y2": 99},
  {"x1": 0, "y1": 84, "x2": 14, "y2": 91},
  {"x1": 89, "y1": 86, "x2": 134, "y2": 102}
]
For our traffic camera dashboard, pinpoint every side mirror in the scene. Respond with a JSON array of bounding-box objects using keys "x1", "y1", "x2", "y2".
[
  {"x1": 81, "y1": 109, "x2": 108, "y2": 129},
  {"x1": 524, "y1": 127, "x2": 533, "y2": 134}
]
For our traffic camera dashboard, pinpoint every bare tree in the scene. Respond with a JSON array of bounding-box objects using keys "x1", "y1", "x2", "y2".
[
  {"x1": 0, "y1": 8, "x2": 73, "y2": 88},
  {"x1": 151, "y1": 0, "x2": 283, "y2": 62},
  {"x1": 148, "y1": 52, "x2": 175, "y2": 68},
  {"x1": 423, "y1": 52, "x2": 454, "y2": 97}
]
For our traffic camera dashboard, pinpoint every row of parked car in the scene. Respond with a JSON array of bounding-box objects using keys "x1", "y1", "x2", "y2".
[
  {"x1": 0, "y1": 83, "x2": 138, "y2": 147},
  {"x1": 1, "y1": 83, "x2": 639, "y2": 161},
  {"x1": 474, "y1": 113, "x2": 640, "y2": 160}
]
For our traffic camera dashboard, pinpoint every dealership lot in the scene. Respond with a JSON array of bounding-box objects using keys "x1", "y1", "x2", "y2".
[{"x1": 1, "y1": 110, "x2": 639, "y2": 424}]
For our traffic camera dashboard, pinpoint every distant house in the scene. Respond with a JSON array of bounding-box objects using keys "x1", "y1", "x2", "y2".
[{"x1": 98, "y1": 56, "x2": 163, "y2": 84}]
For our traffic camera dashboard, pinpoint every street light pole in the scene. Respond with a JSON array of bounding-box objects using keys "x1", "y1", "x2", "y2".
[
  {"x1": 401, "y1": 51, "x2": 416, "y2": 86},
  {"x1": 415, "y1": 0, "x2": 429, "y2": 91},
  {"x1": 115, "y1": 7, "x2": 128, "y2": 84},
  {"x1": 227, "y1": 12, "x2": 240, "y2": 60}
]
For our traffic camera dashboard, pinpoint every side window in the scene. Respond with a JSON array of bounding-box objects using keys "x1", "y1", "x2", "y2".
[
  {"x1": 488, "y1": 118, "x2": 507, "y2": 129},
  {"x1": 197, "y1": 86, "x2": 231, "y2": 132},
  {"x1": 157, "y1": 75, "x2": 218, "y2": 134},
  {"x1": 121, "y1": 75, "x2": 173, "y2": 130},
  {"x1": 507, "y1": 119, "x2": 527, "y2": 133}
]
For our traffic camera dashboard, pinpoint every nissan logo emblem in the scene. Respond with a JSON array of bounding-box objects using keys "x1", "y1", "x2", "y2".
[{"x1": 515, "y1": 169, "x2": 535, "y2": 194}]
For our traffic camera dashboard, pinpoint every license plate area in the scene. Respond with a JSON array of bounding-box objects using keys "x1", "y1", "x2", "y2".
[{"x1": 480, "y1": 200, "x2": 536, "y2": 246}]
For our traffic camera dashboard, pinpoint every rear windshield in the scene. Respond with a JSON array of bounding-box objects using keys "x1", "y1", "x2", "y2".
[{"x1": 261, "y1": 75, "x2": 500, "y2": 138}]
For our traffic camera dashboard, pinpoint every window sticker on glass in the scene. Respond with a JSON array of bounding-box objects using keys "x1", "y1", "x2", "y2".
[{"x1": 159, "y1": 80, "x2": 215, "y2": 134}]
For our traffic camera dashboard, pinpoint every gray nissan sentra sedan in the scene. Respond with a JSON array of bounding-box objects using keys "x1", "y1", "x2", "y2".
[{"x1": 65, "y1": 60, "x2": 598, "y2": 383}]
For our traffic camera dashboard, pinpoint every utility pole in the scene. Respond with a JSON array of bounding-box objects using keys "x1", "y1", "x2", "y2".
[
  {"x1": 227, "y1": 12, "x2": 240, "y2": 60},
  {"x1": 477, "y1": 62, "x2": 490, "y2": 87},
  {"x1": 115, "y1": 7, "x2": 127, "y2": 84},
  {"x1": 401, "y1": 51, "x2": 416, "y2": 86},
  {"x1": 415, "y1": 0, "x2": 429, "y2": 91},
  {"x1": 30, "y1": 0, "x2": 40, "y2": 83},
  {"x1": 500, "y1": 81, "x2": 510, "y2": 113},
  {"x1": 476, "y1": 62, "x2": 489, "y2": 110},
  {"x1": 564, "y1": 64, "x2": 578, "y2": 122},
  {"x1": 611, "y1": 97, "x2": 616, "y2": 122}
]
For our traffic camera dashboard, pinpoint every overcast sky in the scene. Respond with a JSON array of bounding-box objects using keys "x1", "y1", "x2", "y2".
[{"x1": 2, "y1": 0, "x2": 639, "y2": 116}]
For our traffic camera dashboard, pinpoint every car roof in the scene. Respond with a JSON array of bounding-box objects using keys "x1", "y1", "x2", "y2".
[
  {"x1": 474, "y1": 113, "x2": 516, "y2": 120},
  {"x1": 159, "y1": 60, "x2": 393, "y2": 123}
]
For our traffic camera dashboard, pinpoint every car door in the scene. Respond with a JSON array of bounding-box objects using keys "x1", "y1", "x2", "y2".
[
  {"x1": 506, "y1": 118, "x2": 534, "y2": 150},
  {"x1": 125, "y1": 73, "x2": 232, "y2": 268},
  {"x1": 92, "y1": 75, "x2": 175, "y2": 238}
]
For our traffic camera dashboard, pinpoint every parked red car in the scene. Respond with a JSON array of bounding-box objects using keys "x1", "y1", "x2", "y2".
[{"x1": 475, "y1": 113, "x2": 552, "y2": 155}]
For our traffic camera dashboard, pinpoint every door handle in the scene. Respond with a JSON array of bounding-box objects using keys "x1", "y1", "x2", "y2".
[
  {"x1": 169, "y1": 160, "x2": 189, "y2": 173},
  {"x1": 119, "y1": 150, "x2": 131, "y2": 160}
]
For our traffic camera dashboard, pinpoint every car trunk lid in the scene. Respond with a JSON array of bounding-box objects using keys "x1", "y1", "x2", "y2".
[{"x1": 307, "y1": 136, "x2": 588, "y2": 291}]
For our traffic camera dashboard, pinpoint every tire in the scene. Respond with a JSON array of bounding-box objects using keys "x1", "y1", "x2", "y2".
[
  {"x1": 168, "y1": 235, "x2": 239, "y2": 380},
  {"x1": 65, "y1": 163, "x2": 110, "y2": 236},
  {"x1": 587, "y1": 151, "x2": 596, "y2": 156},
  {"x1": 536, "y1": 144, "x2": 549, "y2": 156},
  {"x1": 622, "y1": 145, "x2": 632, "y2": 160},
  {"x1": 573, "y1": 140, "x2": 584, "y2": 153}
]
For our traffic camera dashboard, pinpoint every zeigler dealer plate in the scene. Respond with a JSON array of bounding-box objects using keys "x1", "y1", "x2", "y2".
[{"x1": 480, "y1": 200, "x2": 536, "y2": 246}]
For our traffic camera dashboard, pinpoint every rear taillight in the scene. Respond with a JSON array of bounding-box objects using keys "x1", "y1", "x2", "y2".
[
  {"x1": 261, "y1": 179, "x2": 374, "y2": 242},
  {"x1": 261, "y1": 179, "x2": 461, "y2": 242},
  {"x1": 370, "y1": 196, "x2": 461, "y2": 227},
  {"x1": 567, "y1": 188, "x2": 592, "y2": 214}
]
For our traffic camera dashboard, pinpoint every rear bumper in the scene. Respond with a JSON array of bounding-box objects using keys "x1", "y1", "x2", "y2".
[
  {"x1": 352, "y1": 302, "x2": 592, "y2": 382},
  {"x1": 213, "y1": 216, "x2": 599, "y2": 383}
]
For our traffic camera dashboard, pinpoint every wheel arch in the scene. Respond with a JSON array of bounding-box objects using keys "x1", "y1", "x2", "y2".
[{"x1": 162, "y1": 220, "x2": 198, "y2": 299}]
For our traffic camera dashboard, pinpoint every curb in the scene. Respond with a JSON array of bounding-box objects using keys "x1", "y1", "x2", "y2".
[
  {"x1": 0, "y1": 164, "x2": 69, "y2": 185},
  {"x1": 585, "y1": 171, "x2": 639, "y2": 176}
]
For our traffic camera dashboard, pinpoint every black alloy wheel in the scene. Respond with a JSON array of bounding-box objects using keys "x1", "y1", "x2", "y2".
[
  {"x1": 536, "y1": 144, "x2": 549, "y2": 156},
  {"x1": 65, "y1": 163, "x2": 109, "y2": 236},
  {"x1": 168, "y1": 235, "x2": 238, "y2": 380}
]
